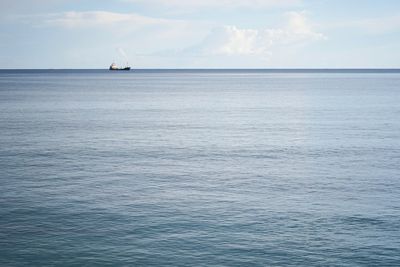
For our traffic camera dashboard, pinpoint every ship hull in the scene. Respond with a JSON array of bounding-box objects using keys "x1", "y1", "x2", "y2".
[{"x1": 109, "y1": 67, "x2": 131, "y2": 71}]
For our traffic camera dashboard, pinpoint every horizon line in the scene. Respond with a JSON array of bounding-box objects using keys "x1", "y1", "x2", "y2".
[
  {"x1": 1, "y1": 68, "x2": 400, "y2": 74},
  {"x1": 1, "y1": 68, "x2": 400, "y2": 70}
]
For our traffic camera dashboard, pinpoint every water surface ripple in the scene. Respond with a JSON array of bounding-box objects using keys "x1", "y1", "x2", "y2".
[{"x1": 1, "y1": 70, "x2": 400, "y2": 266}]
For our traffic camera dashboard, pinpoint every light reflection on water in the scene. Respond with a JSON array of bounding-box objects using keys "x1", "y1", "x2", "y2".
[{"x1": 0, "y1": 70, "x2": 400, "y2": 266}]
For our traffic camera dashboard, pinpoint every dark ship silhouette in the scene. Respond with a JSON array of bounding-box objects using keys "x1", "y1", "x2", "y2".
[{"x1": 109, "y1": 62, "x2": 131, "y2": 71}]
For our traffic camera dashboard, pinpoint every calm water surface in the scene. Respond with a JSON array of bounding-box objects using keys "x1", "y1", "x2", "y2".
[{"x1": 1, "y1": 70, "x2": 400, "y2": 266}]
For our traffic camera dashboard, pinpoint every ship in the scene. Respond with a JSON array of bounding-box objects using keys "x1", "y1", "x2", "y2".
[{"x1": 109, "y1": 62, "x2": 131, "y2": 71}]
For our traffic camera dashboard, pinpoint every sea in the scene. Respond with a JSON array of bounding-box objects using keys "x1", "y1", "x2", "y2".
[{"x1": 0, "y1": 69, "x2": 399, "y2": 266}]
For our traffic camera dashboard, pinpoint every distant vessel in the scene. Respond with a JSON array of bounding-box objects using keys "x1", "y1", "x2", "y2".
[{"x1": 109, "y1": 62, "x2": 131, "y2": 71}]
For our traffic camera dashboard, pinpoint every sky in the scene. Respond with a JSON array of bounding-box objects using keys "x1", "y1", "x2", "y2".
[{"x1": 1, "y1": 0, "x2": 400, "y2": 68}]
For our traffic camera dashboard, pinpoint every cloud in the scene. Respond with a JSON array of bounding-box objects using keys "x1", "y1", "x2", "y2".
[
  {"x1": 123, "y1": 0, "x2": 302, "y2": 10},
  {"x1": 27, "y1": 10, "x2": 212, "y2": 38},
  {"x1": 20, "y1": 10, "x2": 210, "y2": 40},
  {"x1": 38, "y1": 11, "x2": 173, "y2": 29},
  {"x1": 22, "y1": 10, "x2": 213, "y2": 55},
  {"x1": 182, "y1": 11, "x2": 325, "y2": 57},
  {"x1": 8, "y1": 8, "x2": 325, "y2": 68}
]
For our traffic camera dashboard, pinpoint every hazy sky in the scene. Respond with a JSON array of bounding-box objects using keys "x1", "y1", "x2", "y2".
[{"x1": 1, "y1": 0, "x2": 400, "y2": 68}]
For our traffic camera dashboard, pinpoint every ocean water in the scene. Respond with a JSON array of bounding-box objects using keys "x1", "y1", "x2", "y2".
[{"x1": 0, "y1": 69, "x2": 400, "y2": 266}]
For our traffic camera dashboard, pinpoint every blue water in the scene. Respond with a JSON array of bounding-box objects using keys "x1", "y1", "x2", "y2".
[{"x1": 1, "y1": 70, "x2": 400, "y2": 266}]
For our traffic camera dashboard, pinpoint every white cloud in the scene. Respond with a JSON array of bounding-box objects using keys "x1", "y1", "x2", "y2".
[
  {"x1": 124, "y1": 0, "x2": 302, "y2": 9},
  {"x1": 183, "y1": 11, "x2": 325, "y2": 56},
  {"x1": 39, "y1": 11, "x2": 173, "y2": 29},
  {"x1": 10, "y1": 9, "x2": 325, "y2": 68},
  {"x1": 20, "y1": 10, "x2": 211, "y2": 48}
]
